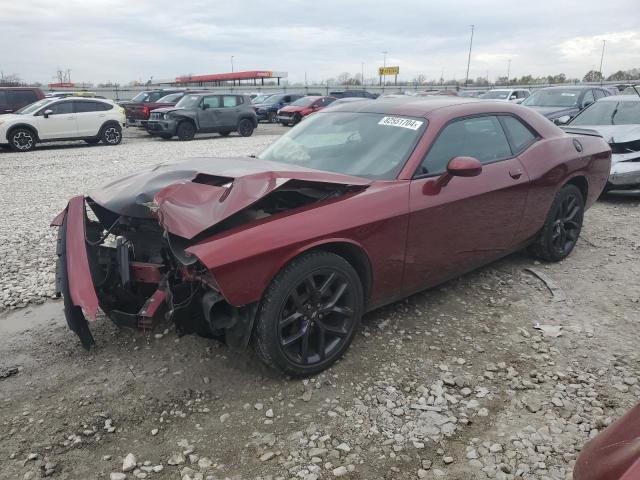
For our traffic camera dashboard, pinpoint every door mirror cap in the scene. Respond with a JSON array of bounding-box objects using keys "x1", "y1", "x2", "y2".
[
  {"x1": 554, "y1": 115, "x2": 571, "y2": 125},
  {"x1": 43, "y1": 109, "x2": 53, "y2": 118},
  {"x1": 447, "y1": 156, "x2": 483, "y2": 177}
]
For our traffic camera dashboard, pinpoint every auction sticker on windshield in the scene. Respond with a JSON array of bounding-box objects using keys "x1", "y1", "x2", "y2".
[{"x1": 378, "y1": 116, "x2": 424, "y2": 130}]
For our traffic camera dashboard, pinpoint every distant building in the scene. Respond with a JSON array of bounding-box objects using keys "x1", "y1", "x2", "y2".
[{"x1": 173, "y1": 70, "x2": 288, "y2": 87}]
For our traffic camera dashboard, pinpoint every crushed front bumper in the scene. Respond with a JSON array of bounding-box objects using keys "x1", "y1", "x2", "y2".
[
  {"x1": 146, "y1": 120, "x2": 176, "y2": 135},
  {"x1": 609, "y1": 153, "x2": 640, "y2": 187}
]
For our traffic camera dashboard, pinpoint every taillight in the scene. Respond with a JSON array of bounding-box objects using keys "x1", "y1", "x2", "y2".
[{"x1": 143, "y1": 106, "x2": 150, "y2": 118}]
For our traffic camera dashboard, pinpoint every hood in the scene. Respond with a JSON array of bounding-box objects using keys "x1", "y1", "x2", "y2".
[
  {"x1": 280, "y1": 105, "x2": 307, "y2": 113},
  {"x1": 89, "y1": 157, "x2": 371, "y2": 239},
  {"x1": 527, "y1": 106, "x2": 577, "y2": 118},
  {"x1": 570, "y1": 124, "x2": 640, "y2": 144},
  {"x1": 150, "y1": 107, "x2": 184, "y2": 114}
]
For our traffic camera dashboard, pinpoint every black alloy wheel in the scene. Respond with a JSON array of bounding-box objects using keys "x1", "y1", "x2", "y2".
[
  {"x1": 9, "y1": 128, "x2": 36, "y2": 152},
  {"x1": 254, "y1": 252, "x2": 363, "y2": 376},
  {"x1": 177, "y1": 121, "x2": 196, "y2": 141},
  {"x1": 531, "y1": 184, "x2": 584, "y2": 262},
  {"x1": 237, "y1": 119, "x2": 254, "y2": 137}
]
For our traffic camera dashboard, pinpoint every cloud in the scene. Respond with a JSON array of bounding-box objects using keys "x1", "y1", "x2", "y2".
[{"x1": 1, "y1": 0, "x2": 639, "y2": 85}]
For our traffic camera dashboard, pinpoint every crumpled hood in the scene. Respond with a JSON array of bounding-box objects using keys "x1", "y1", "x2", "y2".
[
  {"x1": 572, "y1": 124, "x2": 640, "y2": 144},
  {"x1": 149, "y1": 107, "x2": 184, "y2": 114},
  {"x1": 527, "y1": 106, "x2": 578, "y2": 118},
  {"x1": 89, "y1": 157, "x2": 371, "y2": 239}
]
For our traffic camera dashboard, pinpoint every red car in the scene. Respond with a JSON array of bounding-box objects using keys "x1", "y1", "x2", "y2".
[
  {"x1": 574, "y1": 403, "x2": 640, "y2": 480},
  {"x1": 52, "y1": 98, "x2": 611, "y2": 376},
  {"x1": 276, "y1": 96, "x2": 336, "y2": 125}
]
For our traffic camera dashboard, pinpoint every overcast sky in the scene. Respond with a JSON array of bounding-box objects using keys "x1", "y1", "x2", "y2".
[{"x1": 2, "y1": 0, "x2": 639, "y2": 85}]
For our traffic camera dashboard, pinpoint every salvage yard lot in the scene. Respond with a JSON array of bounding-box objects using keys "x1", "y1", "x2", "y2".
[{"x1": 0, "y1": 126, "x2": 639, "y2": 479}]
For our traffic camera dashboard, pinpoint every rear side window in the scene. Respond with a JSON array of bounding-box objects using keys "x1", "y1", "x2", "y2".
[
  {"x1": 222, "y1": 96, "x2": 238, "y2": 108},
  {"x1": 499, "y1": 116, "x2": 537, "y2": 154},
  {"x1": 0, "y1": 91, "x2": 6, "y2": 105},
  {"x1": 74, "y1": 101, "x2": 106, "y2": 113},
  {"x1": 420, "y1": 115, "x2": 511, "y2": 175},
  {"x1": 9, "y1": 90, "x2": 37, "y2": 106}
]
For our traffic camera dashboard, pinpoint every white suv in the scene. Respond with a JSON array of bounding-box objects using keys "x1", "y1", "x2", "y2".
[
  {"x1": 480, "y1": 89, "x2": 530, "y2": 103},
  {"x1": 0, "y1": 97, "x2": 125, "y2": 152}
]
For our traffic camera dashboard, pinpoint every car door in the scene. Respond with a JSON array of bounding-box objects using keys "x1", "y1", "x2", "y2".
[
  {"x1": 403, "y1": 114, "x2": 530, "y2": 295},
  {"x1": 196, "y1": 95, "x2": 220, "y2": 132},
  {"x1": 217, "y1": 95, "x2": 241, "y2": 129},
  {"x1": 33, "y1": 100, "x2": 78, "y2": 139},
  {"x1": 74, "y1": 101, "x2": 106, "y2": 137}
]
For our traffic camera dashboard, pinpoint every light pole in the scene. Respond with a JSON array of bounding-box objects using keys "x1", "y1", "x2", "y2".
[
  {"x1": 464, "y1": 24, "x2": 475, "y2": 87},
  {"x1": 361, "y1": 62, "x2": 364, "y2": 86},
  {"x1": 598, "y1": 40, "x2": 606, "y2": 84},
  {"x1": 231, "y1": 56, "x2": 234, "y2": 73},
  {"x1": 381, "y1": 51, "x2": 387, "y2": 86},
  {"x1": 507, "y1": 59, "x2": 511, "y2": 84}
]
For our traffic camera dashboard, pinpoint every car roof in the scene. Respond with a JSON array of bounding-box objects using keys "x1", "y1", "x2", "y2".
[
  {"x1": 598, "y1": 94, "x2": 640, "y2": 102},
  {"x1": 536, "y1": 85, "x2": 601, "y2": 91},
  {"x1": 326, "y1": 96, "x2": 484, "y2": 117}
]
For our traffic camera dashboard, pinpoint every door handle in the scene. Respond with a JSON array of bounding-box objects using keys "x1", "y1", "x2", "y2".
[{"x1": 509, "y1": 168, "x2": 523, "y2": 179}]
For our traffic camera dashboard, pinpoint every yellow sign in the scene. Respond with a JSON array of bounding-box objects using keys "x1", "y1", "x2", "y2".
[{"x1": 379, "y1": 66, "x2": 399, "y2": 76}]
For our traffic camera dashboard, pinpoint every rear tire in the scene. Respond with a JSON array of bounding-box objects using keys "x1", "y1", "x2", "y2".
[
  {"x1": 8, "y1": 128, "x2": 36, "y2": 152},
  {"x1": 530, "y1": 184, "x2": 584, "y2": 262},
  {"x1": 237, "y1": 118, "x2": 254, "y2": 137},
  {"x1": 177, "y1": 121, "x2": 196, "y2": 141},
  {"x1": 101, "y1": 124, "x2": 122, "y2": 145},
  {"x1": 253, "y1": 251, "x2": 363, "y2": 376}
]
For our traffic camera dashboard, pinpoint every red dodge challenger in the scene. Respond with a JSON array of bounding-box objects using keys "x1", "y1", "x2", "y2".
[{"x1": 53, "y1": 97, "x2": 611, "y2": 376}]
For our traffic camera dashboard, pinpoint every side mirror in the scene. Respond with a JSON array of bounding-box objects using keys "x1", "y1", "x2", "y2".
[
  {"x1": 554, "y1": 115, "x2": 571, "y2": 125},
  {"x1": 201, "y1": 103, "x2": 209, "y2": 110},
  {"x1": 447, "y1": 156, "x2": 483, "y2": 177},
  {"x1": 422, "y1": 157, "x2": 482, "y2": 195},
  {"x1": 43, "y1": 109, "x2": 53, "y2": 118}
]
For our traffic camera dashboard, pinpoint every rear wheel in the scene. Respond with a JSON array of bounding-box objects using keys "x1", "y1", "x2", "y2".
[
  {"x1": 9, "y1": 128, "x2": 36, "y2": 152},
  {"x1": 268, "y1": 111, "x2": 278, "y2": 123},
  {"x1": 237, "y1": 118, "x2": 254, "y2": 137},
  {"x1": 176, "y1": 121, "x2": 196, "y2": 141},
  {"x1": 531, "y1": 184, "x2": 584, "y2": 262},
  {"x1": 253, "y1": 251, "x2": 363, "y2": 376},
  {"x1": 101, "y1": 125, "x2": 122, "y2": 145}
]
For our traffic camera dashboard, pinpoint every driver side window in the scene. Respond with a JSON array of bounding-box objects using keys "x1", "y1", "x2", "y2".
[
  {"x1": 202, "y1": 96, "x2": 220, "y2": 108},
  {"x1": 419, "y1": 116, "x2": 512, "y2": 176},
  {"x1": 45, "y1": 101, "x2": 73, "y2": 115}
]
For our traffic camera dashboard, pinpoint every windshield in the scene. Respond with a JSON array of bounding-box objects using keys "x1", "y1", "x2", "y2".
[
  {"x1": 481, "y1": 90, "x2": 510, "y2": 100},
  {"x1": 131, "y1": 92, "x2": 150, "y2": 102},
  {"x1": 571, "y1": 101, "x2": 640, "y2": 126},
  {"x1": 175, "y1": 95, "x2": 201, "y2": 109},
  {"x1": 290, "y1": 97, "x2": 315, "y2": 107},
  {"x1": 259, "y1": 112, "x2": 426, "y2": 179},
  {"x1": 156, "y1": 93, "x2": 183, "y2": 103},
  {"x1": 15, "y1": 98, "x2": 56, "y2": 114},
  {"x1": 261, "y1": 95, "x2": 284, "y2": 105},
  {"x1": 252, "y1": 94, "x2": 272, "y2": 104},
  {"x1": 522, "y1": 89, "x2": 580, "y2": 107}
]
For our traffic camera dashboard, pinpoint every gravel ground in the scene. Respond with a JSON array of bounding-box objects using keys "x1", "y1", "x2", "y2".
[{"x1": 0, "y1": 127, "x2": 639, "y2": 480}]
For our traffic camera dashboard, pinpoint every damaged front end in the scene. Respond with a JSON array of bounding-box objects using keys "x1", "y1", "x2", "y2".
[
  {"x1": 609, "y1": 139, "x2": 640, "y2": 190},
  {"x1": 52, "y1": 157, "x2": 369, "y2": 349}
]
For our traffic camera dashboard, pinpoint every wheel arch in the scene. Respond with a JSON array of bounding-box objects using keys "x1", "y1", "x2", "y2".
[
  {"x1": 564, "y1": 175, "x2": 588, "y2": 202},
  {"x1": 6, "y1": 123, "x2": 40, "y2": 142},
  {"x1": 238, "y1": 114, "x2": 258, "y2": 128},
  {"x1": 98, "y1": 120, "x2": 121, "y2": 135}
]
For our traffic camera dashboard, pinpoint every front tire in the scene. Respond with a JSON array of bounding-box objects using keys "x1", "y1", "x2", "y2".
[
  {"x1": 9, "y1": 128, "x2": 36, "y2": 152},
  {"x1": 292, "y1": 113, "x2": 302, "y2": 125},
  {"x1": 101, "y1": 124, "x2": 122, "y2": 145},
  {"x1": 176, "y1": 121, "x2": 196, "y2": 141},
  {"x1": 237, "y1": 118, "x2": 254, "y2": 137},
  {"x1": 531, "y1": 184, "x2": 584, "y2": 262},
  {"x1": 253, "y1": 251, "x2": 363, "y2": 376},
  {"x1": 268, "y1": 111, "x2": 278, "y2": 123}
]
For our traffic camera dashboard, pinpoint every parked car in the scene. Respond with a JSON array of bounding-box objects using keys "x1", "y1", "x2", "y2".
[
  {"x1": 253, "y1": 94, "x2": 304, "y2": 123},
  {"x1": 53, "y1": 97, "x2": 610, "y2": 376},
  {"x1": 0, "y1": 87, "x2": 46, "y2": 114},
  {"x1": 276, "y1": 96, "x2": 336, "y2": 125},
  {"x1": 124, "y1": 90, "x2": 208, "y2": 128},
  {"x1": 573, "y1": 402, "x2": 640, "y2": 480},
  {"x1": 0, "y1": 97, "x2": 124, "y2": 152},
  {"x1": 251, "y1": 94, "x2": 274, "y2": 105},
  {"x1": 329, "y1": 89, "x2": 377, "y2": 99},
  {"x1": 458, "y1": 90, "x2": 488, "y2": 98},
  {"x1": 119, "y1": 89, "x2": 185, "y2": 126},
  {"x1": 480, "y1": 88, "x2": 530, "y2": 102},
  {"x1": 565, "y1": 95, "x2": 640, "y2": 193},
  {"x1": 521, "y1": 86, "x2": 611, "y2": 123},
  {"x1": 46, "y1": 91, "x2": 101, "y2": 98},
  {"x1": 146, "y1": 93, "x2": 257, "y2": 140}
]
